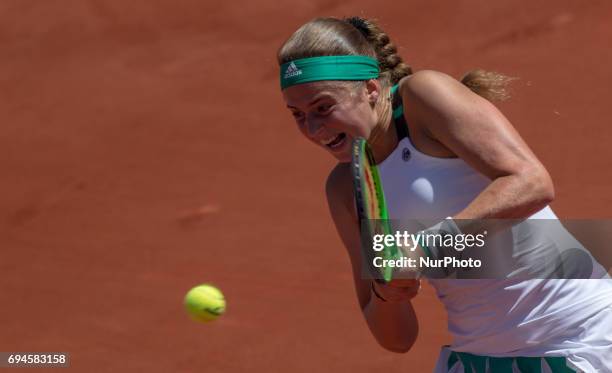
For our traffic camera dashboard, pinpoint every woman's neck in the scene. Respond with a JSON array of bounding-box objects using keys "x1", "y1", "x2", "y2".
[{"x1": 367, "y1": 86, "x2": 398, "y2": 164}]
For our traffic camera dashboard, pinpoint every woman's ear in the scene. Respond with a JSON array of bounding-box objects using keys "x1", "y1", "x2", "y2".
[{"x1": 365, "y1": 79, "x2": 381, "y2": 105}]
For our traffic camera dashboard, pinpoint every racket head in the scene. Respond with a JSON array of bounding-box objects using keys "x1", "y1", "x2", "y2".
[{"x1": 351, "y1": 137, "x2": 398, "y2": 282}]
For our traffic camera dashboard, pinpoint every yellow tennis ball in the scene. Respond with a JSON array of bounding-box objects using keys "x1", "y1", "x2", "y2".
[{"x1": 184, "y1": 284, "x2": 226, "y2": 323}]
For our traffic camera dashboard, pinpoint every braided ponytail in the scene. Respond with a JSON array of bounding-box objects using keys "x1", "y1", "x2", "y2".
[{"x1": 343, "y1": 17, "x2": 412, "y2": 86}]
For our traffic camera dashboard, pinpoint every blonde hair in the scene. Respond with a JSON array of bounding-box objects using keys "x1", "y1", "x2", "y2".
[
  {"x1": 278, "y1": 16, "x2": 516, "y2": 101},
  {"x1": 278, "y1": 17, "x2": 411, "y2": 89},
  {"x1": 461, "y1": 69, "x2": 518, "y2": 101}
]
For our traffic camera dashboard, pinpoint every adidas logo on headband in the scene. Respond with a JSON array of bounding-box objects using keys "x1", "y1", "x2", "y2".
[{"x1": 283, "y1": 62, "x2": 302, "y2": 79}]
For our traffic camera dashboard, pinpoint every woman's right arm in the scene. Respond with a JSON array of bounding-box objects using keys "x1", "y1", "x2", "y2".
[{"x1": 325, "y1": 164, "x2": 420, "y2": 353}]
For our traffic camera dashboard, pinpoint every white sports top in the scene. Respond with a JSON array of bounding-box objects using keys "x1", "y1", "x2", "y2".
[{"x1": 377, "y1": 135, "x2": 612, "y2": 372}]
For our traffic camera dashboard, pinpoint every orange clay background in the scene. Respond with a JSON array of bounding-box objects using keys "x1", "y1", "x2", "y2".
[{"x1": 1, "y1": 1, "x2": 611, "y2": 372}]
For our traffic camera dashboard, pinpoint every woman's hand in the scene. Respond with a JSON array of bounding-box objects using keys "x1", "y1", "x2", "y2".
[{"x1": 372, "y1": 279, "x2": 421, "y2": 303}]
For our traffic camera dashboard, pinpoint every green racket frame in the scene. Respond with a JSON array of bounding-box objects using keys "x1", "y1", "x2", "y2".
[{"x1": 351, "y1": 137, "x2": 399, "y2": 282}]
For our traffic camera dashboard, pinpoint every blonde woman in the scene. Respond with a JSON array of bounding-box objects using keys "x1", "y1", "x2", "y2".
[{"x1": 278, "y1": 16, "x2": 612, "y2": 373}]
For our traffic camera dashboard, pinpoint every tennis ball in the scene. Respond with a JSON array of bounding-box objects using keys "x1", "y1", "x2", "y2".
[{"x1": 184, "y1": 284, "x2": 226, "y2": 322}]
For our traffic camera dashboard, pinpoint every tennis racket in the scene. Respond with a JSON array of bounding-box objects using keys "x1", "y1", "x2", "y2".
[{"x1": 351, "y1": 137, "x2": 400, "y2": 282}]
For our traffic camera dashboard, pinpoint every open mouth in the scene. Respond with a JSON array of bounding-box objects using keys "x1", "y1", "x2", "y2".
[{"x1": 322, "y1": 133, "x2": 347, "y2": 150}]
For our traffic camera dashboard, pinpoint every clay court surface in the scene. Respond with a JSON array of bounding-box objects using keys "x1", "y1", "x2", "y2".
[{"x1": 1, "y1": 0, "x2": 611, "y2": 371}]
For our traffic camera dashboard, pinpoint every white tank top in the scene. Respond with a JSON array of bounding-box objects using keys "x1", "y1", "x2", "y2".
[{"x1": 378, "y1": 136, "x2": 612, "y2": 371}]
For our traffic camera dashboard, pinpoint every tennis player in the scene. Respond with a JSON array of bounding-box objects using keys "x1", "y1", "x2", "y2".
[{"x1": 278, "y1": 17, "x2": 612, "y2": 372}]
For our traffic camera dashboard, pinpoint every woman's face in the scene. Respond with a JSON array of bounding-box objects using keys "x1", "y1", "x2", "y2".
[{"x1": 282, "y1": 81, "x2": 380, "y2": 163}]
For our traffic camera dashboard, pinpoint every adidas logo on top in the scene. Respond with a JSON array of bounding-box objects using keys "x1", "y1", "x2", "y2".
[{"x1": 284, "y1": 62, "x2": 302, "y2": 79}]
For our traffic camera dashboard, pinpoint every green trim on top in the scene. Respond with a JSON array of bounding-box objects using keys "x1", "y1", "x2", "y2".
[
  {"x1": 447, "y1": 351, "x2": 578, "y2": 373},
  {"x1": 391, "y1": 84, "x2": 404, "y2": 119},
  {"x1": 392, "y1": 105, "x2": 404, "y2": 119}
]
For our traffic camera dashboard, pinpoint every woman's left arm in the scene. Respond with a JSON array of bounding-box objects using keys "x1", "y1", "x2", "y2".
[{"x1": 400, "y1": 70, "x2": 555, "y2": 221}]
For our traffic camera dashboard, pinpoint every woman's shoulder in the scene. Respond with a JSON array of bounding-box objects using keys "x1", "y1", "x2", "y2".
[
  {"x1": 397, "y1": 69, "x2": 486, "y2": 127},
  {"x1": 398, "y1": 69, "x2": 464, "y2": 102},
  {"x1": 398, "y1": 70, "x2": 461, "y2": 93},
  {"x1": 325, "y1": 163, "x2": 352, "y2": 200},
  {"x1": 325, "y1": 163, "x2": 355, "y2": 218}
]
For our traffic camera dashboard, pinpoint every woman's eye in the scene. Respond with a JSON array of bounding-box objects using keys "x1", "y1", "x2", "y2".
[
  {"x1": 292, "y1": 111, "x2": 304, "y2": 120},
  {"x1": 317, "y1": 104, "x2": 332, "y2": 114}
]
